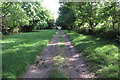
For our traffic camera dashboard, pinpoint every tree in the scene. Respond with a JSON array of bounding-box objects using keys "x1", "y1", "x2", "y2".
[
  {"x1": 56, "y1": 2, "x2": 76, "y2": 29},
  {"x1": 56, "y1": 2, "x2": 120, "y2": 42},
  {"x1": 1, "y1": 2, "x2": 54, "y2": 34},
  {"x1": 2, "y1": 2, "x2": 29, "y2": 34}
]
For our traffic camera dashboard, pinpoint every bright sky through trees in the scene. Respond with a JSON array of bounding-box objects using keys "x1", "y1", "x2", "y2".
[{"x1": 41, "y1": 0, "x2": 60, "y2": 20}]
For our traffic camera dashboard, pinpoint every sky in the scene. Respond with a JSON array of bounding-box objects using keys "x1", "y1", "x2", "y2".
[{"x1": 41, "y1": 0, "x2": 60, "y2": 20}]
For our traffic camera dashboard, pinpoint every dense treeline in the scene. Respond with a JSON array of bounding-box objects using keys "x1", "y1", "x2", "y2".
[
  {"x1": 1, "y1": 2, "x2": 54, "y2": 34},
  {"x1": 56, "y1": 2, "x2": 120, "y2": 43}
]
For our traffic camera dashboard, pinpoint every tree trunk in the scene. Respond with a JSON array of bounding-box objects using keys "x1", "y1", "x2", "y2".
[{"x1": 88, "y1": 20, "x2": 93, "y2": 34}]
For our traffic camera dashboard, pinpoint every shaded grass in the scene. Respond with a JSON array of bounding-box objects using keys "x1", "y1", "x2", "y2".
[
  {"x1": 58, "y1": 44, "x2": 65, "y2": 47},
  {"x1": 65, "y1": 30, "x2": 119, "y2": 78},
  {"x1": 57, "y1": 31, "x2": 65, "y2": 47},
  {"x1": 58, "y1": 31, "x2": 64, "y2": 43},
  {"x1": 1, "y1": 30, "x2": 57, "y2": 78},
  {"x1": 48, "y1": 67, "x2": 67, "y2": 79}
]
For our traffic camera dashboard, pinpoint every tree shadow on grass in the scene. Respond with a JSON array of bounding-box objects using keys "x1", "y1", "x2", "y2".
[
  {"x1": 2, "y1": 40, "x2": 48, "y2": 78},
  {"x1": 2, "y1": 30, "x2": 56, "y2": 78},
  {"x1": 67, "y1": 31, "x2": 119, "y2": 78}
]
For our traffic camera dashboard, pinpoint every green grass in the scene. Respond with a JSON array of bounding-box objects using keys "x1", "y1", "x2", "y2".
[
  {"x1": 58, "y1": 31, "x2": 64, "y2": 43},
  {"x1": 48, "y1": 67, "x2": 67, "y2": 79},
  {"x1": 65, "y1": 30, "x2": 119, "y2": 78},
  {"x1": 1, "y1": 30, "x2": 57, "y2": 78},
  {"x1": 58, "y1": 44, "x2": 65, "y2": 47},
  {"x1": 53, "y1": 53, "x2": 66, "y2": 66},
  {"x1": 57, "y1": 31, "x2": 65, "y2": 47}
]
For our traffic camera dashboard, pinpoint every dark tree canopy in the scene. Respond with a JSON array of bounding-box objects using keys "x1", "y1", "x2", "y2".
[{"x1": 56, "y1": 2, "x2": 120, "y2": 43}]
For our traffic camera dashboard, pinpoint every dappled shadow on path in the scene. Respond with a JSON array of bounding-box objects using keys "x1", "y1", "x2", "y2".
[{"x1": 59, "y1": 31, "x2": 95, "y2": 78}]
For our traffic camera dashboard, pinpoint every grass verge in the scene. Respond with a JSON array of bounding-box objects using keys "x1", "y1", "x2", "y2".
[
  {"x1": 58, "y1": 44, "x2": 65, "y2": 47},
  {"x1": 65, "y1": 30, "x2": 119, "y2": 78},
  {"x1": 53, "y1": 53, "x2": 66, "y2": 66},
  {"x1": 1, "y1": 30, "x2": 56, "y2": 78},
  {"x1": 58, "y1": 31, "x2": 64, "y2": 43}
]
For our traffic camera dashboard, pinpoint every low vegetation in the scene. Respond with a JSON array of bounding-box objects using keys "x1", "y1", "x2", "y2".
[
  {"x1": 1, "y1": 30, "x2": 56, "y2": 78},
  {"x1": 48, "y1": 67, "x2": 67, "y2": 78},
  {"x1": 58, "y1": 44, "x2": 65, "y2": 47},
  {"x1": 53, "y1": 53, "x2": 66, "y2": 66},
  {"x1": 65, "y1": 30, "x2": 119, "y2": 78},
  {"x1": 58, "y1": 31, "x2": 64, "y2": 43}
]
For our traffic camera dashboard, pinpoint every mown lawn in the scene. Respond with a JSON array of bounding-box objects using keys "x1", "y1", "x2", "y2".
[
  {"x1": 65, "y1": 30, "x2": 119, "y2": 78},
  {"x1": 1, "y1": 30, "x2": 56, "y2": 78}
]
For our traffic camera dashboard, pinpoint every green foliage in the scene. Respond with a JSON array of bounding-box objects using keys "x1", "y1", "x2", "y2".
[
  {"x1": 2, "y1": 2, "x2": 29, "y2": 28},
  {"x1": 58, "y1": 44, "x2": 65, "y2": 47},
  {"x1": 56, "y1": 3, "x2": 76, "y2": 29},
  {"x1": 53, "y1": 54, "x2": 65, "y2": 66},
  {"x1": 22, "y1": 2, "x2": 53, "y2": 30},
  {"x1": 58, "y1": 31, "x2": 64, "y2": 42},
  {"x1": 56, "y1": 2, "x2": 120, "y2": 42},
  {"x1": 2, "y1": 2, "x2": 54, "y2": 34},
  {"x1": 66, "y1": 30, "x2": 119, "y2": 78},
  {"x1": 1, "y1": 30, "x2": 56, "y2": 78}
]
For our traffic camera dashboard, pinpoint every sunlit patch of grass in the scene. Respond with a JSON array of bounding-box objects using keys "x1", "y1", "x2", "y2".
[
  {"x1": 65, "y1": 30, "x2": 119, "y2": 78},
  {"x1": 58, "y1": 31, "x2": 64, "y2": 43},
  {"x1": 48, "y1": 67, "x2": 67, "y2": 78},
  {"x1": 0, "y1": 39, "x2": 20, "y2": 44},
  {"x1": 2, "y1": 30, "x2": 57, "y2": 78},
  {"x1": 53, "y1": 53, "x2": 66, "y2": 66}
]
